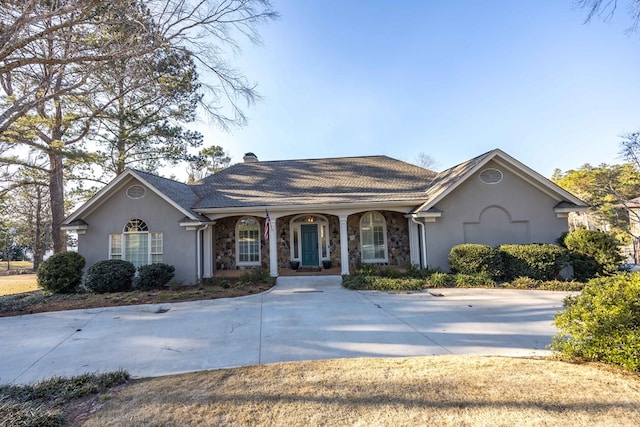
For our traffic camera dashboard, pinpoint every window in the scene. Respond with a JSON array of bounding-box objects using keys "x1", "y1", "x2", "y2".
[
  {"x1": 236, "y1": 217, "x2": 260, "y2": 265},
  {"x1": 151, "y1": 232, "x2": 163, "y2": 263},
  {"x1": 360, "y1": 212, "x2": 388, "y2": 262},
  {"x1": 109, "y1": 219, "x2": 162, "y2": 268},
  {"x1": 109, "y1": 234, "x2": 122, "y2": 260}
]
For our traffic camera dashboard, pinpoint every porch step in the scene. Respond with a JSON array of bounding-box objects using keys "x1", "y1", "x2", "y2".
[{"x1": 296, "y1": 266, "x2": 322, "y2": 272}]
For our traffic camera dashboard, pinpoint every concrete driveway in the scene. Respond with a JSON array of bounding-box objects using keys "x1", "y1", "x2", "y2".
[{"x1": 0, "y1": 276, "x2": 570, "y2": 385}]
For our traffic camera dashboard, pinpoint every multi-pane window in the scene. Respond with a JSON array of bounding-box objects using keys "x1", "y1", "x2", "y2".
[
  {"x1": 109, "y1": 219, "x2": 162, "y2": 268},
  {"x1": 109, "y1": 234, "x2": 122, "y2": 260},
  {"x1": 237, "y1": 217, "x2": 260, "y2": 265},
  {"x1": 125, "y1": 232, "x2": 149, "y2": 268},
  {"x1": 151, "y1": 232, "x2": 163, "y2": 263},
  {"x1": 361, "y1": 212, "x2": 388, "y2": 262}
]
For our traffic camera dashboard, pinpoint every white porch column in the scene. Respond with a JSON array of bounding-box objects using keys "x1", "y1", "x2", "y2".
[
  {"x1": 202, "y1": 226, "x2": 213, "y2": 278},
  {"x1": 420, "y1": 220, "x2": 428, "y2": 268},
  {"x1": 408, "y1": 218, "x2": 420, "y2": 267},
  {"x1": 339, "y1": 215, "x2": 350, "y2": 275},
  {"x1": 269, "y1": 215, "x2": 278, "y2": 277}
]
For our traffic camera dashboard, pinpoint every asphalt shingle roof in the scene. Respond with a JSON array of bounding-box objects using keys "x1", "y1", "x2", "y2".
[
  {"x1": 131, "y1": 169, "x2": 210, "y2": 221},
  {"x1": 191, "y1": 155, "x2": 438, "y2": 209}
]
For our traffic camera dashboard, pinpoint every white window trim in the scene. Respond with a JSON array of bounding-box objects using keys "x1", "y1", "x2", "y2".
[
  {"x1": 236, "y1": 216, "x2": 261, "y2": 266},
  {"x1": 360, "y1": 211, "x2": 389, "y2": 263},
  {"x1": 289, "y1": 214, "x2": 331, "y2": 262},
  {"x1": 109, "y1": 219, "x2": 162, "y2": 265},
  {"x1": 109, "y1": 234, "x2": 122, "y2": 260}
]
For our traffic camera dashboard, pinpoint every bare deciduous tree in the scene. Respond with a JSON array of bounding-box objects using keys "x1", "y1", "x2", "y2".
[{"x1": 0, "y1": 0, "x2": 277, "y2": 253}]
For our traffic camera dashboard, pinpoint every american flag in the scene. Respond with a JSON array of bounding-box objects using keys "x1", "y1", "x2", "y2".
[{"x1": 264, "y1": 210, "x2": 270, "y2": 240}]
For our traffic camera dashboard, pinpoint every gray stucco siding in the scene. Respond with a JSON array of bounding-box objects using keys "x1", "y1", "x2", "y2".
[
  {"x1": 76, "y1": 177, "x2": 197, "y2": 284},
  {"x1": 425, "y1": 160, "x2": 569, "y2": 271}
]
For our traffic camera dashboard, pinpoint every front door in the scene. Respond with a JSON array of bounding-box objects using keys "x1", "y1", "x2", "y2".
[{"x1": 301, "y1": 224, "x2": 319, "y2": 266}]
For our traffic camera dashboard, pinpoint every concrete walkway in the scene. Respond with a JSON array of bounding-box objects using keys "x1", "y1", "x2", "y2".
[{"x1": 0, "y1": 276, "x2": 570, "y2": 385}]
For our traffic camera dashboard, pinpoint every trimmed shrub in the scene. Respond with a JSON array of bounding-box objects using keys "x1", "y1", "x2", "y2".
[
  {"x1": 561, "y1": 229, "x2": 624, "y2": 276},
  {"x1": 133, "y1": 263, "x2": 175, "y2": 290},
  {"x1": 37, "y1": 251, "x2": 85, "y2": 294},
  {"x1": 449, "y1": 244, "x2": 504, "y2": 279},
  {"x1": 85, "y1": 260, "x2": 136, "y2": 293},
  {"x1": 551, "y1": 273, "x2": 640, "y2": 372},
  {"x1": 499, "y1": 244, "x2": 569, "y2": 281}
]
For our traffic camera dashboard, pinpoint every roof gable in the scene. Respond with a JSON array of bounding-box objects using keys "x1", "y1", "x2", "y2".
[
  {"x1": 63, "y1": 169, "x2": 207, "y2": 225},
  {"x1": 413, "y1": 148, "x2": 588, "y2": 213}
]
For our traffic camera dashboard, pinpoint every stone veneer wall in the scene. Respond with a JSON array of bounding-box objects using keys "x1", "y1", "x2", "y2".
[
  {"x1": 213, "y1": 211, "x2": 410, "y2": 273},
  {"x1": 213, "y1": 215, "x2": 270, "y2": 270},
  {"x1": 347, "y1": 211, "x2": 411, "y2": 271}
]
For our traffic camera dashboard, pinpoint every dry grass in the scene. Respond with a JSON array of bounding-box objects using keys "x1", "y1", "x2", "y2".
[
  {"x1": 0, "y1": 274, "x2": 38, "y2": 296},
  {"x1": 0, "y1": 260, "x2": 34, "y2": 270},
  {"x1": 85, "y1": 356, "x2": 640, "y2": 426}
]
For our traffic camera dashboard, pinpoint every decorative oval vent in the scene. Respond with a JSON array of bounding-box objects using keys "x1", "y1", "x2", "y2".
[
  {"x1": 126, "y1": 185, "x2": 146, "y2": 199},
  {"x1": 479, "y1": 168, "x2": 503, "y2": 184}
]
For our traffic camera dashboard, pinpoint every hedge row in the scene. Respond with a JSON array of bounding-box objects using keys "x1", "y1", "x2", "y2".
[
  {"x1": 449, "y1": 243, "x2": 569, "y2": 281},
  {"x1": 341, "y1": 270, "x2": 583, "y2": 292},
  {"x1": 450, "y1": 230, "x2": 623, "y2": 282}
]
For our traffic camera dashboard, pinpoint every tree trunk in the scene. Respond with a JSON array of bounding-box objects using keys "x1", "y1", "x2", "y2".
[
  {"x1": 49, "y1": 152, "x2": 66, "y2": 253},
  {"x1": 33, "y1": 186, "x2": 44, "y2": 271}
]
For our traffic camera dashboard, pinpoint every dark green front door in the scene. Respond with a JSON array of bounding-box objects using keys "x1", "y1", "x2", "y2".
[{"x1": 301, "y1": 224, "x2": 319, "y2": 266}]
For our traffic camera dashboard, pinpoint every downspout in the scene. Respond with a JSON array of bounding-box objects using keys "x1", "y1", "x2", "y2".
[
  {"x1": 196, "y1": 224, "x2": 210, "y2": 281},
  {"x1": 410, "y1": 216, "x2": 428, "y2": 269}
]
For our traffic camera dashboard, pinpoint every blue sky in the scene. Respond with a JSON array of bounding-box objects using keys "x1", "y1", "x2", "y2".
[{"x1": 194, "y1": 0, "x2": 640, "y2": 177}]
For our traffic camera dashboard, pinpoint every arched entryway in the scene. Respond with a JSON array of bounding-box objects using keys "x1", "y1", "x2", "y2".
[{"x1": 290, "y1": 214, "x2": 330, "y2": 267}]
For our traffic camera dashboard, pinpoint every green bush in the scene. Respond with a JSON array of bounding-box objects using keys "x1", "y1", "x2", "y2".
[
  {"x1": 561, "y1": 229, "x2": 624, "y2": 276},
  {"x1": 454, "y1": 272, "x2": 496, "y2": 288},
  {"x1": 239, "y1": 268, "x2": 275, "y2": 285},
  {"x1": 405, "y1": 264, "x2": 435, "y2": 279},
  {"x1": 449, "y1": 244, "x2": 504, "y2": 279},
  {"x1": 425, "y1": 272, "x2": 455, "y2": 288},
  {"x1": 133, "y1": 263, "x2": 175, "y2": 290},
  {"x1": 342, "y1": 274, "x2": 373, "y2": 290},
  {"x1": 506, "y1": 276, "x2": 541, "y2": 289},
  {"x1": 85, "y1": 260, "x2": 136, "y2": 293},
  {"x1": 504, "y1": 276, "x2": 585, "y2": 291},
  {"x1": 536, "y1": 280, "x2": 584, "y2": 292},
  {"x1": 366, "y1": 277, "x2": 424, "y2": 291},
  {"x1": 37, "y1": 252, "x2": 86, "y2": 294},
  {"x1": 354, "y1": 264, "x2": 404, "y2": 278},
  {"x1": 499, "y1": 244, "x2": 569, "y2": 281},
  {"x1": 551, "y1": 273, "x2": 640, "y2": 372}
]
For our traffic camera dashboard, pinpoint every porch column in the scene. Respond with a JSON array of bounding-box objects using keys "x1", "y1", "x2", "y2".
[
  {"x1": 339, "y1": 215, "x2": 350, "y2": 275},
  {"x1": 269, "y1": 215, "x2": 278, "y2": 277}
]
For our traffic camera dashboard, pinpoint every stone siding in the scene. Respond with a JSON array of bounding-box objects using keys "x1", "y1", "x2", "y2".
[
  {"x1": 347, "y1": 211, "x2": 410, "y2": 270},
  {"x1": 213, "y1": 215, "x2": 270, "y2": 270},
  {"x1": 213, "y1": 211, "x2": 411, "y2": 274}
]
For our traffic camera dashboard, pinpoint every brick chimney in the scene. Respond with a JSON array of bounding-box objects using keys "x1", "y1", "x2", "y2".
[{"x1": 243, "y1": 152, "x2": 258, "y2": 163}]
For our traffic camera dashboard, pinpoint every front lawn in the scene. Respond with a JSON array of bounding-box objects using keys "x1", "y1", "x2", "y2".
[
  {"x1": 0, "y1": 274, "x2": 39, "y2": 296},
  {"x1": 11, "y1": 356, "x2": 637, "y2": 426}
]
